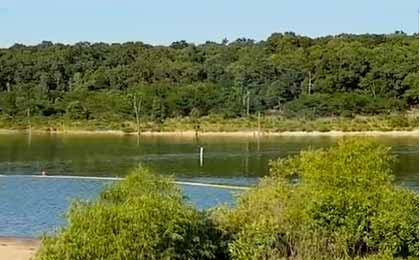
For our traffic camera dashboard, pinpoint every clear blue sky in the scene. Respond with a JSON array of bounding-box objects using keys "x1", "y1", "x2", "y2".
[{"x1": 0, "y1": 0, "x2": 419, "y2": 47}]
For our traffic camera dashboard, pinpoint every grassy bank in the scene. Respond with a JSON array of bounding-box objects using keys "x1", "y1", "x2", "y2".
[{"x1": 0, "y1": 112, "x2": 418, "y2": 135}]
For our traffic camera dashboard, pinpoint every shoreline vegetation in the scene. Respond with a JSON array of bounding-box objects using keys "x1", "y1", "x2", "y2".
[
  {"x1": 1, "y1": 140, "x2": 418, "y2": 260},
  {"x1": 33, "y1": 140, "x2": 418, "y2": 259},
  {"x1": 0, "y1": 129, "x2": 418, "y2": 137},
  {"x1": 0, "y1": 33, "x2": 418, "y2": 143},
  {"x1": 0, "y1": 113, "x2": 418, "y2": 137}
]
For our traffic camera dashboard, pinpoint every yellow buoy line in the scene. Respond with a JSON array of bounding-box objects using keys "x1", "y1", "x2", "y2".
[{"x1": 0, "y1": 174, "x2": 250, "y2": 191}]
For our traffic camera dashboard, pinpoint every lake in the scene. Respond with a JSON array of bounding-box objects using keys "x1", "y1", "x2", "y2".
[{"x1": 0, "y1": 133, "x2": 418, "y2": 237}]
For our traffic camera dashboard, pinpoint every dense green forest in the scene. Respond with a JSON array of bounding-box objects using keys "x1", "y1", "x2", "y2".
[{"x1": 0, "y1": 32, "x2": 418, "y2": 131}]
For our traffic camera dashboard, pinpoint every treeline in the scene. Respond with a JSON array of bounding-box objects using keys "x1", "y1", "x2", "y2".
[{"x1": 0, "y1": 32, "x2": 418, "y2": 122}]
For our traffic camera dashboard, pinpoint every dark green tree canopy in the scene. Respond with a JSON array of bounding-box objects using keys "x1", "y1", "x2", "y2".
[{"x1": 0, "y1": 32, "x2": 418, "y2": 120}]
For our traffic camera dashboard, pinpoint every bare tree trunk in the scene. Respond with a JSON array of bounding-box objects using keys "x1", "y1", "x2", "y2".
[
  {"x1": 246, "y1": 90, "x2": 250, "y2": 116},
  {"x1": 370, "y1": 82, "x2": 376, "y2": 97},
  {"x1": 257, "y1": 112, "x2": 261, "y2": 136},
  {"x1": 308, "y1": 72, "x2": 312, "y2": 95},
  {"x1": 133, "y1": 96, "x2": 142, "y2": 136},
  {"x1": 135, "y1": 108, "x2": 140, "y2": 135},
  {"x1": 27, "y1": 108, "x2": 31, "y2": 133}
]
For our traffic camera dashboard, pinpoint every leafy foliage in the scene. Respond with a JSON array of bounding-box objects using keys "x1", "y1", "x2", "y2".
[
  {"x1": 212, "y1": 139, "x2": 419, "y2": 259},
  {"x1": 35, "y1": 140, "x2": 419, "y2": 259},
  {"x1": 0, "y1": 32, "x2": 418, "y2": 125},
  {"x1": 36, "y1": 168, "x2": 228, "y2": 260}
]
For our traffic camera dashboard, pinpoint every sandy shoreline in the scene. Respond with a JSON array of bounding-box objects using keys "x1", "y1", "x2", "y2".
[
  {"x1": 0, "y1": 129, "x2": 418, "y2": 137},
  {"x1": 0, "y1": 237, "x2": 40, "y2": 260}
]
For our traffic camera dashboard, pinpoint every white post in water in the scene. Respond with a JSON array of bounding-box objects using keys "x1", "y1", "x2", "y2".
[{"x1": 199, "y1": 147, "x2": 204, "y2": 167}]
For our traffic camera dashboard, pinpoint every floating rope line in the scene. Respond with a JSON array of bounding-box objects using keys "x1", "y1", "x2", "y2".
[
  {"x1": 175, "y1": 181, "x2": 250, "y2": 190},
  {"x1": 0, "y1": 175, "x2": 250, "y2": 191}
]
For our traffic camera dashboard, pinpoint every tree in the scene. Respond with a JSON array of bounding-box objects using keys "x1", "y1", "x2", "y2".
[
  {"x1": 36, "y1": 167, "x2": 228, "y2": 260},
  {"x1": 0, "y1": 33, "x2": 417, "y2": 123},
  {"x1": 213, "y1": 139, "x2": 419, "y2": 259},
  {"x1": 128, "y1": 92, "x2": 143, "y2": 135}
]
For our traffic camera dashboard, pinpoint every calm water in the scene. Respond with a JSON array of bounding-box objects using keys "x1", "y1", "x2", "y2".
[
  {"x1": 0, "y1": 176, "x2": 235, "y2": 237},
  {"x1": 0, "y1": 133, "x2": 418, "y2": 237}
]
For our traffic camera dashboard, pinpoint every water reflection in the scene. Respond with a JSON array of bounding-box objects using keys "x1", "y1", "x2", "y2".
[
  {"x1": 0, "y1": 134, "x2": 417, "y2": 237},
  {"x1": 0, "y1": 133, "x2": 417, "y2": 190}
]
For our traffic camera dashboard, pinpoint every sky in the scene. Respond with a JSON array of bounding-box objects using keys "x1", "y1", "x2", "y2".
[{"x1": 0, "y1": 0, "x2": 419, "y2": 47}]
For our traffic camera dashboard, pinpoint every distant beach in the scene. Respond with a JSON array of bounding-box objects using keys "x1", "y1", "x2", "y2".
[{"x1": 0, "y1": 129, "x2": 418, "y2": 137}]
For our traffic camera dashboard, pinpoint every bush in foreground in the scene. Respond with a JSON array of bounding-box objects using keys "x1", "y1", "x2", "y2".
[
  {"x1": 212, "y1": 139, "x2": 419, "y2": 259},
  {"x1": 35, "y1": 168, "x2": 227, "y2": 260},
  {"x1": 36, "y1": 139, "x2": 418, "y2": 260}
]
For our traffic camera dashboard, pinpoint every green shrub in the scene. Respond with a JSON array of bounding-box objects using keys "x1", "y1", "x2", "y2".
[
  {"x1": 213, "y1": 139, "x2": 419, "y2": 260},
  {"x1": 36, "y1": 168, "x2": 227, "y2": 260},
  {"x1": 285, "y1": 93, "x2": 406, "y2": 118},
  {"x1": 34, "y1": 140, "x2": 419, "y2": 260}
]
